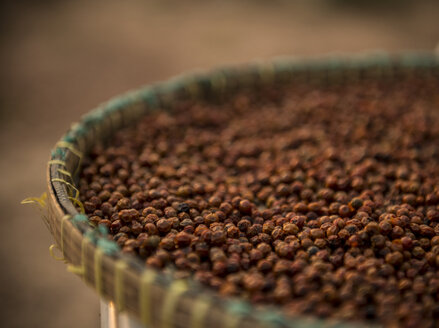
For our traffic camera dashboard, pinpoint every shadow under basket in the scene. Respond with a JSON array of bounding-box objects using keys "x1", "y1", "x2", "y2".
[{"x1": 45, "y1": 52, "x2": 439, "y2": 328}]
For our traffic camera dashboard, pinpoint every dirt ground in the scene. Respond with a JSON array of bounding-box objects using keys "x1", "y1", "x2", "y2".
[{"x1": 0, "y1": 1, "x2": 438, "y2": 327}]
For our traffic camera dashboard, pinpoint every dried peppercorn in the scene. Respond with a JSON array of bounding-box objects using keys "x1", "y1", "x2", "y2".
[
  {"x1": 177, "y1": 202, "x2": 190, "y2": 213},
  {"x1": 174, "y1": 231, "x2": 192, "y2": 248},
  {"x1": 79, "y1": 73, "x2": 439, "y2": 327},
  {"x1": 156, "y1": 219, "x2": 172, "y2": 234}
]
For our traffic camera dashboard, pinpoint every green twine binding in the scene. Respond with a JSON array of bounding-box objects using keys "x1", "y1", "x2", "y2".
[
  {"x1": 226, "y1": 302, "x2": 312, "y2": 328},
  {"x1": 84, "y1": 229, "x2": 120, "y2": 255},
  {"x1": 273, "y1": 57, "x2": 298, "y2": 73},
  {"x1": 70, "y1": 122, "x2": 88, "y2": 138},
  {"x1": 325, "y1": 56, "x2": 344, "y2": 70},
  {"x1": 81, "y1": 108, "x2": 106, "y2": 127},
  {"x1": 78, "y1": 215, "x2": 120, "y2": 255},
  {"x1": 51, "y1": 147, "x2": 66, "y2": 160},
  {"x1": 226, "y1": 300, "x2": 252, "y2": 316},
  {"x1": 366, "y1": 52, "x2": 392, "y2": 68},
  {"x1": 307, "y1": 58, "x2": 330, "y2": 72},
  {"x1": 196, "y1": 75, "x2": 213, "y2": 94},
  {"x1": 84, "y1": 230, "x2": 97, "y2": 243},
  {"x1": 104, "y1": 97, "x2": 129, "y2": 113},
  {"x1": 72, "y1": 213, "x2": 88, "y2": 226},
  {"x1": 224, "y1": 300, "x2": 251, "y2": 328},
  {"x1": 180, "y1": 74, "x2": 202, "y2": 98},
  {"x1": 400, "y1": 52, "x2": 437, "y2": 68},
  {"x1": 97, "y1": 224, "x2": 108, "y2": 235},
  {"x1": 62, "y1": 133, "x2": 75, "y2": 143},
  {"x1": 157, "y1": 76, "x2": 185, "y2": 94},
  {"x1": 104, "y1": 89, "x2": 143, "y2": 115},
  {"x1": 97, "y1": 238, "x2": 119, "y2": 255},
  {"x1": 255, "y1": 311, "x2": 290, "y2": 328},
  {"x1": 59, "y1": 125, "x2": 87, "y2": 143},
  {"x1": 139, "y1": 88, "x2": 159, "y2": 107},
  {"x1": 209, "y1": 70, "x2": 228, "y2": 92}
]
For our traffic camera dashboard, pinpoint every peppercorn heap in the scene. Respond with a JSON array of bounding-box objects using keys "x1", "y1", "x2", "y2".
[{"x1": 79, "y1": 72, "x2": 439, "y2": 327}]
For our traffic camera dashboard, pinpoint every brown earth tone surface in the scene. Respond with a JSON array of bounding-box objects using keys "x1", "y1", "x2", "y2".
[{"x1": 1, "y1": 1, "x2": 438, "y2": 327}]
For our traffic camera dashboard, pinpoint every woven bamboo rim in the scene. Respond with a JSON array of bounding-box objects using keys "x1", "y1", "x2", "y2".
[{"x1": 46, "y1": 52, "x2": 439, "y2": 328}]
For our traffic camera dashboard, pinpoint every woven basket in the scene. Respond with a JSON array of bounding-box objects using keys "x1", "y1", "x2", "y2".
[{"x1": 45, "y1": 52, "x2": 439, "y2": 328}]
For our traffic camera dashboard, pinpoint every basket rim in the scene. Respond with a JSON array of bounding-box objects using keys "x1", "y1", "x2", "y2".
[{"x1": 46, "y1": 51, "x2": 439, "y2": 328}]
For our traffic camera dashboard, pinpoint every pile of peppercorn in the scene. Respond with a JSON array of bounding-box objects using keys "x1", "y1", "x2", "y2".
[{"x1": 79, "y1": 71, "x2": 439, "y2": 327}]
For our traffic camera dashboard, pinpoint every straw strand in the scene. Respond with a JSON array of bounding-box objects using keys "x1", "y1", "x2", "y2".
[
  {"x1": 94, "y1": 248, "x2": 104, "y2": 296},
  {"x1": 161, "y1": 280, "x2": 188, "y2": 328},
  {"x1": 114, "y1": 260, "x2": 128, "y2": 312},
  {"x1": 140, "y1": 270, "x2": 156, "y2": 327},
  {"x1": 190, "y1": 296, "x2": 210, "y2": 328}
]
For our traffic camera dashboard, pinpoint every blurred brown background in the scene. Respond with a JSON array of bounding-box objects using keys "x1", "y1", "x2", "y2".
[{"x1": 1, "y1": 1, "x2": 438, "y2": 327}]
